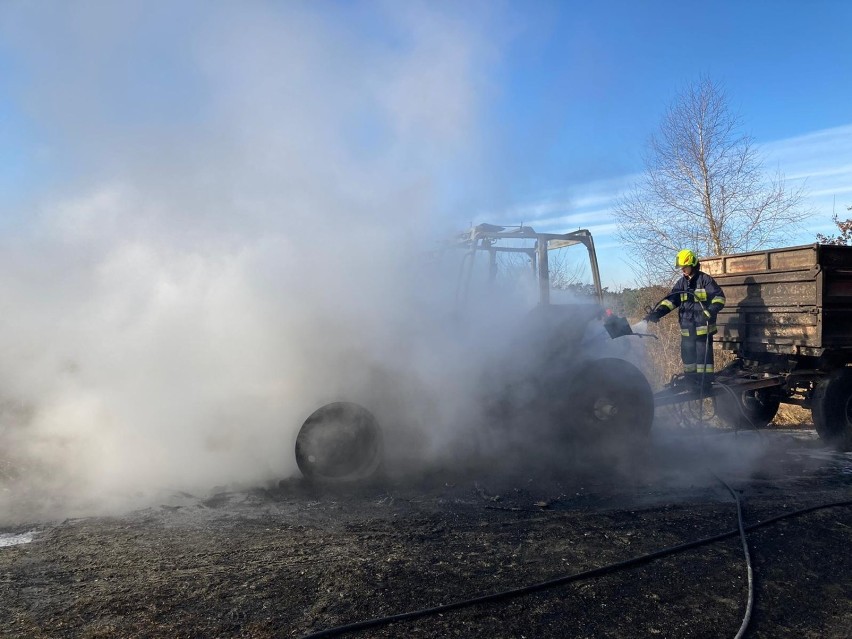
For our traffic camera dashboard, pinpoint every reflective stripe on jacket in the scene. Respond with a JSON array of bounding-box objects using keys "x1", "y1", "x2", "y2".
[{"x1": 654, "y1": 270, "x2": 726, "y2": 333}]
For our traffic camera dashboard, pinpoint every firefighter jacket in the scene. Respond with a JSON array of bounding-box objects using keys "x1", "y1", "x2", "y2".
[{"x1": 653, "y1": 270, "x2": 726, "y2": 336}]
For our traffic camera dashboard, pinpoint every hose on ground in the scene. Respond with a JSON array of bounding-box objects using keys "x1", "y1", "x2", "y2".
[
  {"x1": 301, "y1": 496, "x2": 852, "y2": 638},
  {"x1": 712, "y1": 473, "x2": 754, "y2": 639}
]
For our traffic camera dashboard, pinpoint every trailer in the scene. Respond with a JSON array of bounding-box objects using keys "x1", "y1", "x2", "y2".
[{"x1": 657, "y1": 243, "x2": 852, "y2": 449}]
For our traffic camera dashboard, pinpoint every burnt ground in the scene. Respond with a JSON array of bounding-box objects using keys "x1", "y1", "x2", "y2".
[{"x1": 1, "y1": 426, "x2": 851, "y2": 639}]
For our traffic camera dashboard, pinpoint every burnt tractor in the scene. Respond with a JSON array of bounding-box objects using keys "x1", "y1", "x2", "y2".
[{"x1": 294, "y1": 224, "x2": 654, "y2": 481}]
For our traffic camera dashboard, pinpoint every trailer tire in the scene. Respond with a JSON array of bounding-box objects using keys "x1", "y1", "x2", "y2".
[
  {"x1": 812, "y1": 368, "x2": 852, "y2": 450},
  {"x1": 295, "y1": 402, "x2": 383, "y2": 482},
  {"x1": 715, "y1": 387, "x2": 781, "y2": 430}
]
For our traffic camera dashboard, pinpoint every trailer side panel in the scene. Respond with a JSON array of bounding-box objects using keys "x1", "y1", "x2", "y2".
[{"x1": 701, "y1": 244, "x2": 852, "y2": 356}]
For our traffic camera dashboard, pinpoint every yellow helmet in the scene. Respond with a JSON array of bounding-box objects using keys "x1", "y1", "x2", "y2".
[{"x1": 676, "y1": 249, "x2": 698, "y2": 268}]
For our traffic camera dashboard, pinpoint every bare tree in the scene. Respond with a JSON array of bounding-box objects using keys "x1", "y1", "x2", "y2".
[{"x1": 616, "y1": 77, "x2": 809, "y2": 283}]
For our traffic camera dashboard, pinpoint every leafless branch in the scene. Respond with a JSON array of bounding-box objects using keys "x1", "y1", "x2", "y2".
[{"x1": 615, "y1": 76, "x2": 811, "y2": 283}]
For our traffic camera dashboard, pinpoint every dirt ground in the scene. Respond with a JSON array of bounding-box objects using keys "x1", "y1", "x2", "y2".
[{"x1": 1, "y1": 425, "x2": 851, "y2": 639}]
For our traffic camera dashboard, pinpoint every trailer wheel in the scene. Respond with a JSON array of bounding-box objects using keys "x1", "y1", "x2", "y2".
[
  {"x1": 715, "y1": 388, "x2": 781, "y2": 430},
  {"x1": 295, "y1": 402, "x2": 383, "y2": 482},
  {"x1": 563, "y1": 358, "x2": 654, "y2": 447},
  {"x1": 812, "y1": 368, "x2": 852, "y2": 450}
]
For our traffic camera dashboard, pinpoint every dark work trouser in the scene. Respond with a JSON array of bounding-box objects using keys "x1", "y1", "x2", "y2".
[{"x1": 680, "y1": 326, "x2": 714, "y2": 385}]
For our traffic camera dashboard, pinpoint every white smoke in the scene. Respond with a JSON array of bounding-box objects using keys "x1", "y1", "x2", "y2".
[
  {"x1": 0, "y1": 1, "x2": 507, "y2": 522},
  {"x1": 0, "y1": 3, "x2": 798, "y2": 525}
]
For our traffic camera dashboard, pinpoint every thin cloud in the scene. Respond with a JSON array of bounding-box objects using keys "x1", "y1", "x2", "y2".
[
  {"x1": 499, "y1": 123, "x2": 852, "y2": 287},
  {"x1": 786, "y1": 164, "x2": 852, "y2": 181}
]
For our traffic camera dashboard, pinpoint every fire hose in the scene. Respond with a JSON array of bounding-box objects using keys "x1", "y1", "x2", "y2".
[{"x1": 300, "y1": 488, "x2": 852, "y2": 639}]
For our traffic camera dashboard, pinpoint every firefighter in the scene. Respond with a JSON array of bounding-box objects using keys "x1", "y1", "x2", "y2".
[{"x1": 644, "y1": 249, "x2": 726, "y2": 390}]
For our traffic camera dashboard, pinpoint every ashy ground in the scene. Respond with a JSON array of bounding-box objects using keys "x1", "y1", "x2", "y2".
[{"x1": 1, "y1": 426, "x2": 851, "y2": 639}]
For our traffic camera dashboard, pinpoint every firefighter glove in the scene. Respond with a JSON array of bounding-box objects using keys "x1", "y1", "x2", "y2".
[
  {"x1": 702, "y1": 309, "x2": 712, "y2": 319},
  {"x1": 644, "y1": 310, "x2": 660, "y2": 323}
]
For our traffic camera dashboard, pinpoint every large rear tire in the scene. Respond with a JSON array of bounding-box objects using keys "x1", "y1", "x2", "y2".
[
  {"x1": 295, "y1": 402, "x2": 383, "y2": 482},
  {"x1": 561, "y1": 357, "x2": 654, "y2": 447},
  {"x1": 812, "y1": 368, "x2": 852, "y2": 450},
  {"x1": 715, "y1": 387, "x2": 781, "y2": 430}
]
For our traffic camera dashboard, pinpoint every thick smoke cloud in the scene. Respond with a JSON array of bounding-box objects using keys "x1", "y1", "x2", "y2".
[{"x1": 0, "y1": 1, "x2": 506, "y2": 522}]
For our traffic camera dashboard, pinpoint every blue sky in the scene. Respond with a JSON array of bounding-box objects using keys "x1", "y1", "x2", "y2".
[{"x1": 0, "y1": 0, "x2": 850, "y2": 288}]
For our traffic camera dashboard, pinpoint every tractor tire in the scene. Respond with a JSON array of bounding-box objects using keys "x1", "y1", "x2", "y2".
[
  {"x1": 715, "y1": 387, "x2": 781, "y2": 430},
  {"x1": 561, "y1": 357, "x2": 654, "y2": 448},
  {"x1": 295, "y1": 402, "x2": 383, "y2": 482},
  {"x1": 812, "y1": 368, "x2": 852, "y2": 450}
]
